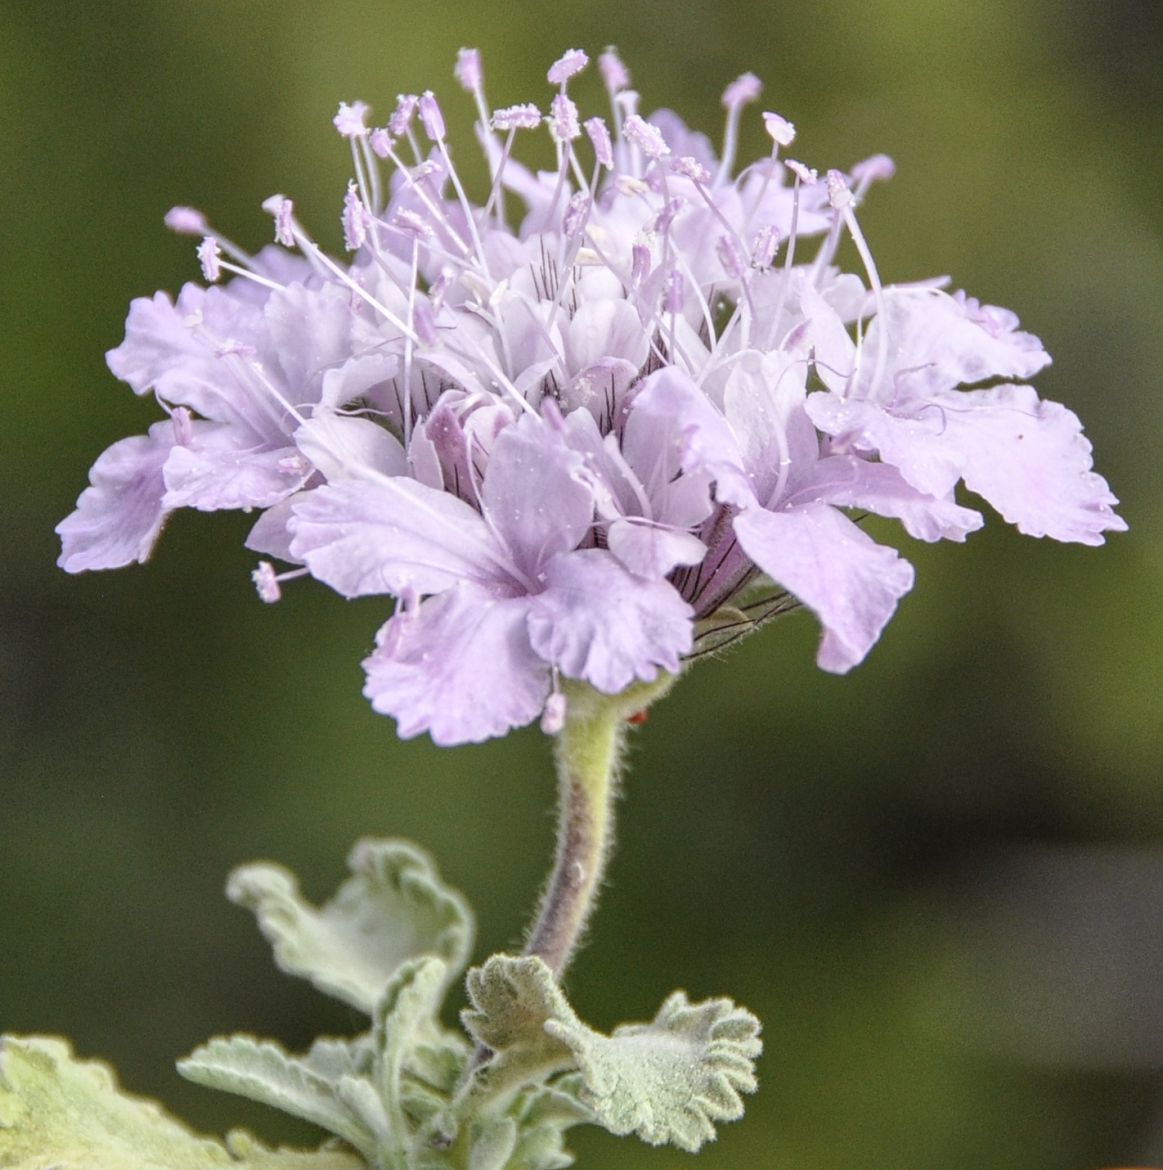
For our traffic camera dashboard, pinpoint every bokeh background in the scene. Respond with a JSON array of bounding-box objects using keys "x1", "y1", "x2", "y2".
[{"x1": 3, "y1": 1, "x2": 1162, "y2": 1167}]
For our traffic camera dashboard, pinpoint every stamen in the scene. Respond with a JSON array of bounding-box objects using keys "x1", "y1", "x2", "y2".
[
  {"x1": 751, "y1": 224, "x2": 778, "y2": 269},
  {"x1": 850, "y1": 153, "x2": 896, "y2": 200},
  {"x1": 550, "y1": 94, "x2": 581, "y2": 143},
  {"x1": 369, "y1": 128, "x2": 392, "y2": 158},
  {"x1": 547, "y1": 48, "x2": 589, "y2": 86},
  {"x1": 252, "y1": 561, "x2": 282, "y2": 603},
  {"x1": 262, "y1": 195, "x2": 297, "y2": 247},
  {"x1": 197, "y1": 237, "x2": 222, "y2": 283},
  {"x1": 333, "y1": 100, "x2": 370, "y2": 138},
  {"x1": 562, "y1": 191, "x2": 591, "y2": 239},
  {"x1": 584, "y1": 116, "x2": 613, "y2": 170},
  {"x1": 418, "y1": 91, "x2": 446, "y2": 142},
  {"x1": 631, "y1": 243, "x2": 651, "y2": 285},
  {"x1": 623, "y1": 114, "x2": 670, "y2": 160},
  {"x1": 389, "y1": 94, "x2": 419, "y2": 137},
  {"x1": 164, "y1": 206, "x2": 209, "y2": 235},
  {"x1": 454, "y1": 47, "x2": 482, "y2": 92},
  {"x1": 826, "y1": 170, "x2": 888, "y2": 399},
  {"x1": 492, "y1": 103, "x2": 542, "y2": 131},
  {"x1": 252, "y1": 562, "x2": 310, "y2": 604},
  {"x1": 672, "y1": 156, "x2": 711, "y2": 184},
  {"x1": 598, "y1": 47, "x2": 630, "y2": 93},
  {"x1": 762, "y1": 111, "x2": 796, "y2": 148},
  {"x1": 342, "y1": 182, "x2": 368, "y2": 251},
  {"x1": 716, "y1": 72, "x2": 762, "y2": 185}
]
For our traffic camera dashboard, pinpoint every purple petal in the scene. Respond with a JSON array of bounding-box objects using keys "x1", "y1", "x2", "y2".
[
  {"x1": 56, "y1": 422, "x2": 176, "y2": 572},
  {"x1": 733, "y1": 503, "x2": 914, "y2": 672},
  {"x1": 793, "y1": 455, "x2": 984, "y2": 543},
  {"x1": 934, "y1": 383, "x2": 1126, "y2": 544},
  {"x1": 266, "y1": 281, "x2": 357, "y2": 400},
  {"x1": 562, "y1": 299, "x2": 649, "y2": 378},
  {"x1": 363, "y1": 587, "x2": 548, "y2": 745},
  {"x1": 607, "y1": 520, "x2": 706, "y2": 578},
  {"x1": 526, "y1": 550, "x2": 693, "y2": 693},
  {"x1": 294, "y1": 413, "x2": 407, "y2": 480},
  {"x1": 105, "y1": 287, "x2": 210, "y2": 396},
  {"x1": 808, "y1": 385, "x2": 1126, "y2": 544},
  {"x1": 481, "y1": 415, "x2": 593, "y2": 577},
  {"x1": 806, "y1": 393, "x2": 963, "y2": 498},
  {"x1": 858, "y1": 289, "x2": 1051, "y2": 401},
  {"x1": 631, "y1": 367, "x2": 755, "y2": 507},
  {"x1": 162, "y1": 425, "x2": 308, "y2": 511},
  {"x1": 289, "y1": 476, "x2": 514, "y2": 598},
  {"x1": 720, "y1": 349, "x2": 816, "y2": 503},
  {"x1": 245, "y1": 497, "x2": 299, "y2": 561}
]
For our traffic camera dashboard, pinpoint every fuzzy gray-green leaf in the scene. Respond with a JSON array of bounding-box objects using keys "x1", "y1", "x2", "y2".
[
  {"x1": 461, "y1": 956, "x2": 575, "y2": 1056},
  {"x1": 177, "y1": 1036, "x2": 374, "y2": 1155},
  {"x1": 374, "y1": 957, "x2": 449, "y2": 1102},
  {"x1": 544, "y1": 991, "x2": 762, "y2": 1153},
  {"x1": 227, "y1": 839, "x2": 473, "y2": 1014},
  {"x1": 0, "y1": 1035, "x2": 366, "y2": 1170}
]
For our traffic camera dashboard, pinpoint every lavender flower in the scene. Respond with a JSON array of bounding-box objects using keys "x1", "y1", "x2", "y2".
[{"x1": 57, "y1": 48, "x2": 1126, "y2": 744}]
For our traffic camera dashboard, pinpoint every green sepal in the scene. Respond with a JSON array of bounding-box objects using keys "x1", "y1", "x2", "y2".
[
  {"x1": 227, "y1": 839, "x2": 474, "y2": 1014},
  {"x1": 177, "y1": 1036, "x2": 375, "y2": 1157},
  {"x1": 546, "y1": 991, "x2": 762, "y2": 1152},
  {"x1": 0, "y1": 1035, "x2": 366, "y2": 1170}
]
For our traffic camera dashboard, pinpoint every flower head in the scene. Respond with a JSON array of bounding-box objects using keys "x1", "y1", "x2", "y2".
[{"x1": 58, "y1": 49, "x2": 1126, "y2": 744}]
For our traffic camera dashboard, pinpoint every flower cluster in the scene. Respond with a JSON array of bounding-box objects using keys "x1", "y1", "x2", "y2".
[{"x1": 58, "y1": 48, "x2": 1126, "y2": 745}]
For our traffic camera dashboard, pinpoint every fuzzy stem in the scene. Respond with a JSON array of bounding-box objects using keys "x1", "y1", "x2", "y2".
[{"x1": 524, "y1": 676, "x2": 677, "y2": 978}]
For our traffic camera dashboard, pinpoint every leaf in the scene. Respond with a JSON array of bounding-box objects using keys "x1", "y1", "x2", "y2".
[
  {"x1": 177, "y1": 1036, "x2": 375, "y2": 1156},
  {"x1": 461, "y1": 956, "x2": 574, "y2": 1059},
  {"x1": 460, "y1": 957, "x2": 761, "y2": 1151},
  {"x1": 227, "y1": 839, "x2": 474, "y2": 1014},
  {"x1": 545, "y1": 992, "x2": 762, "y2": 1153},
  {"x1": 467, "y1": 1117, "x2": 517, "y2": 1170},
  {"x1": 0, "y1": 1035, "x2": 366, "y2": 1170},
  {"x1": 374, "y1": 957, "x2": 450, "y2": 1104}
]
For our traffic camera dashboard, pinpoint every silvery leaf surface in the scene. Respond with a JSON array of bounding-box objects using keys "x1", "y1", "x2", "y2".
[
  {"x1": 0, "y1": 1035, "x2": 366, "y2": 1170},
  {"x1": 177, "y1": 1035, "x2": 376, "y2": 1156},
  {"x1": 228, "y1": 839, "x2": 474, "y2": 1014}
]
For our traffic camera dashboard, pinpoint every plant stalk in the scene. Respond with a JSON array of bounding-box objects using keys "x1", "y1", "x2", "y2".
[{"x1": 523, "y1": 676, "x2": 677, "y2": 979}]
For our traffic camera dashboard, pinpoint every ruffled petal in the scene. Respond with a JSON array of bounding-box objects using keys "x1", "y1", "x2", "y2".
[
  {"x1": 808, "y1": 385, "x2": 1126, "y2": 545},
  {"x1": 294, "y1": 413, "x2": 407, "y2": 480},
  {"x1": 857, "y1": 288, "x2": 1051, "y2": 402},
  {"x1": 481, "y1": 414, "x2": 594, "y2": 577},
  {"x1": 793, "y1": 455, "x2": 983, "y2": 543},
  {"x1": 105, "y1": 287, "x2": 211, "y2": 396},
  {"x1": 245, "y1": 497, "x2": 299, "y2": 561},
  {"x1": 631, "y1": 367, "x2": 755, "y2": 508},
  {"x1": 266, "y1": 281, "x2": 358, "y2": 401},
  {"x1": 607, "y1": 520, "x2": 706, "y2": 579},
  {"x1": 56, "y1": 421, "x2": 176, "y2": 572},
  {"x1": 363, "y1": 586, "x2": 548, "y2": 745},
  {"x1": 933, "y1": 384, "x2": 1127, "y2": 545},
  {"x1": 526, "y1": 550, "x2": 693, "y2": 693},
  {"x1": 162, "y1": 424, "x2": 308, "y2": 511},
  {"x1": 562, "y1": 299, "x2": 649, "y2": 379},
  {"x1": 289, "y1": 476, "x2": 513, "y2": 598},
  {"x1": 733, "y1": 503, "x2": 914, "y2": 672},
  {"x1": 806, "y1": 392, "x2": 964, "y2": 499}
]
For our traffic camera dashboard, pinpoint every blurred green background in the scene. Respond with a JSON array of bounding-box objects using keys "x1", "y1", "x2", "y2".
[{"x1": 3, "y1": 0, "x2": 1162, "y2": 1167}]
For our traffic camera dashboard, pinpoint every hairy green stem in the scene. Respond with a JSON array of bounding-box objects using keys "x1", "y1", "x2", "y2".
[{"x1": 523, "y1": 676, "x2": 677, "y2": 979}]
